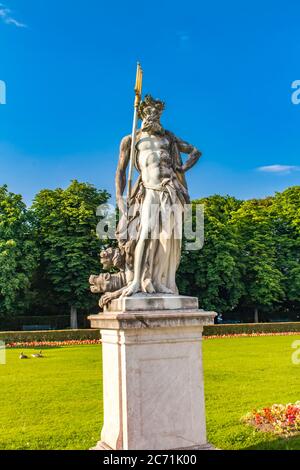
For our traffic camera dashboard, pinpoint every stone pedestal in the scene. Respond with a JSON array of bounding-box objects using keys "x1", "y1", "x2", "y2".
[{"x1": 88, "y1": 294, "x2": 216, "y2": 450}]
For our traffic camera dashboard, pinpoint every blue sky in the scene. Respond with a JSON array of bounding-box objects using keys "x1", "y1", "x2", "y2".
[{"x1": 0, "y1": 0, "x2": 299, "y2": 204}]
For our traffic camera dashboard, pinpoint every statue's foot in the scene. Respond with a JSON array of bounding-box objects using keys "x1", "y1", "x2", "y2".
[
  {"x1": 144, "y1": 280, "x2": 156, "y2": 294},
  {"x1": 121, "y1": 281, "x2": 140, "y2": 298},
  {"x1": 153, "y1": 283, "x2": 174, "y2": 294}
]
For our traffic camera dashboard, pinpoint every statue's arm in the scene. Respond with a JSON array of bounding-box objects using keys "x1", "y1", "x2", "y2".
[
  {"x1": 175, "y1": 136, "x2": 202, "y2": 172},
  {"x1": 115, "y1": 135, "x2": 131, "y2": 206}
]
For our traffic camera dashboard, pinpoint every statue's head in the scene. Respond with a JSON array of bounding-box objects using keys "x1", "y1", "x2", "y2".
[
  {"x1": 139, "y1": 94, "x2": 165, "y2": 134},
  {"x1": 89, "y1": 272, "x2": 116, "y2": 294}
]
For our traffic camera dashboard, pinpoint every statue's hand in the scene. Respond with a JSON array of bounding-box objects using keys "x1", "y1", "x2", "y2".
[{"x1": 100, "y1": 292, "x2": 116, "y2": 308}]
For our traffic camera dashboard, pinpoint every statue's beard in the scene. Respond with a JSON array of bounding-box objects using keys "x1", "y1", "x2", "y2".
[{"x1": 142, "y1": 119, "x2": 165, "y2": 135}]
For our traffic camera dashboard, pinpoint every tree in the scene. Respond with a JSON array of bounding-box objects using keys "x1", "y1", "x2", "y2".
[
  {"x1": 231, "y1": 198, "x2": 284, "y2": 322},
  {"x1": 31, "y1": 180, "x2": 109, "y2": 327},
  {"x1": 271, "y1": 187, "x2": 300, "y2": 319},
  {"x1": 0, "y1": 185, "x2": 38, "y2": 318},
  {"x1": 177, "y1": 195, "x2": 244, "y2": 314}
]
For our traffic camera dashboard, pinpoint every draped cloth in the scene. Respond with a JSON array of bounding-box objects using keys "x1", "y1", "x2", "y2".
[{"x1": 116, "y1": 130, "x2": 190, "y2": 294}]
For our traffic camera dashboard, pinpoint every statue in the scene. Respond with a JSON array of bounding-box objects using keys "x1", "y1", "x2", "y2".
[
  {"x1": 90, "y1": 66, "x2": 202, "y2": 307},
  {"x1": 88, "y1": 65, "x2": 216, "y2": 453}
]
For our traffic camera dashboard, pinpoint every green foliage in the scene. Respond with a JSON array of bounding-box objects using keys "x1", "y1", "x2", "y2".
[
  {"x1": 0, "y1": 328, "x2": 99, "y2": 343},
  {"x1": 231, "y1": 198, "x2": 284, "y2": 315},
  {"x1": 203, "y1": 322, "x2": 300, "y2": 336},
  {"x1": 2, "y1": 323, "x2": 299, "y2": 341},
  {"x1": 0, "y1": 315, "x2": 90, "y2": 331},
  {"x1": 177, "y1": 187, "x2": 300, "y2": 320},
  {"x1": 178, "y1": 195, "x2": 244, "y2": 312},
  {"x1": 271, "y1": 187, "x2": 300, "y2": 306},
  {"x1": 0, "y1": 186, "x2": 38, "y2": 318},
  {"x1": 0, "y1": 181, "x2": 299, "y2": 323},
  {"x1": 31, "y1": 180, "x2": 110, "y2": 314}
]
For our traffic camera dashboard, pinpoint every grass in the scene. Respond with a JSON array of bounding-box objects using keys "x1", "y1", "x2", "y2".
[
  {"x1": 0, "y1": 335, "x2": 300, "y2": 450},
  {"x1": 0, "y1": 345, "x2": 103, "y2": 450},
  {"x1": 203, "y1": 335, "x2": 300, "y2": 449}
]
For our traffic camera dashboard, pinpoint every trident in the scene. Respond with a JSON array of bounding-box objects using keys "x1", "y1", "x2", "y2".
[{"x1": 126, "y1": 62, "x2": 143, "y2": 204}]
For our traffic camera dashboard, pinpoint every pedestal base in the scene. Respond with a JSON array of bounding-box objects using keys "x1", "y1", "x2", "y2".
[
  {"x1": 89, "y1": 295, "x2": 216, "y2": 451},
  {"x1": 91, "y1": 441, "x2": 216, "y2": 450}
]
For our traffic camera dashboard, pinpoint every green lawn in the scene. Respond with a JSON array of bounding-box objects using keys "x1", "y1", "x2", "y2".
[
  {"x1": 0, "y1": 345, "x2": 103, "y2": 450},
  {"x1": 0, "y1": 336, "x2": 300, "y2": 450},
  {"x1": 204, "y1": 335, "x2": 300, "y2": 450}
]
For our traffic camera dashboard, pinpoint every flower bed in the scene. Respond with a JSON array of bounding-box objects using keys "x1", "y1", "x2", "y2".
[
  {"x1": 4, "y1": 332, "x2": 300, "y2": 347},
  {"x1": 204, "y1": 331, "x2": 300, "y2": 340},
  {"x1": 243, "y1": 402, "x2": 300, "y2": 436},
  {"x1": 6, "y1": 339, "x2": 101, "y2": 348}
]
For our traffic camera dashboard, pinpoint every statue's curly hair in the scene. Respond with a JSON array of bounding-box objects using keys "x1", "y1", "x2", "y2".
[{"x1": 138, "y1": 94, "x2": 165, "y2": 119}]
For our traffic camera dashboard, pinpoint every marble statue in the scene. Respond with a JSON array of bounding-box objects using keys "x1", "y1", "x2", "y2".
[
  {"x1": 90, "y1": 94, "x2": 202, "y2": 307},
  {"x1": 88, "y1": 67, "x2": 216, "y2": 451}
]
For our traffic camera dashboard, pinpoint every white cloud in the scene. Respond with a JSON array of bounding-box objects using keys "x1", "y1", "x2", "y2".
[
  {"x1": 178, "y1": 32, "x2": 190, "y2": 42},
  {"x1": 177, "y1": 31, "x2": 191, "y2": 50},
  {"x1": 0, "y1": 3, "x2": 26, "y2": 28},
  {"x1": 257, "y1": 165, "x2": 300, "y2": 174},
  {"x1": 5, "y1": 17, "x2": 26, "y2": 28}
]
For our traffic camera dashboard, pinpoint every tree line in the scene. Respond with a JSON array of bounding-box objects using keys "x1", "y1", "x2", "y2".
[{"x1": 0, "y1": 181, "x2": 299, "y2": 324}]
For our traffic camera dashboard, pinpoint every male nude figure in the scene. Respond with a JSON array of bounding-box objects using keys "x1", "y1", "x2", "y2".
[{"x1": 115, "y1": 95, "x2": 202, "y2": 298}]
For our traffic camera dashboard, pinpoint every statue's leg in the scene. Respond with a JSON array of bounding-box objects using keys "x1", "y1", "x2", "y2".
[
  {"x1": 121, "y1": 189, "x2": 157, "y2": 297},
  {"x1": 152, "y1": 239, "x2": 175, "y2": 294},
  {"x1": 152, "y1": 192, "x2": 177, "y2": 294}
]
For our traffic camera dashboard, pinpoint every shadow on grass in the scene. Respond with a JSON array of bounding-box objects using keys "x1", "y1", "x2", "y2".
[{"x1": 243, "y1": 434, "x2": 300, "y2": 450}]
